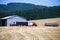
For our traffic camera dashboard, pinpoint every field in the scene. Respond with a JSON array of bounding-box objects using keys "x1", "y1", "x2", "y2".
[
  {"x1": 28, "y1": 18, "x2": 60, "y2": 26},
  {"x1": 0, "y1": 18, "x2": 60, "y2": 40},
  {"x1": 0, "y1": 27, "x2": 60, "y2": 40}
]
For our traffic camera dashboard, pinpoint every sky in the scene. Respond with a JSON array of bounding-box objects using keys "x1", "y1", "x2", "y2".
[{"x1": 0, "y1": 0, "x2": 60, "y2": 6}]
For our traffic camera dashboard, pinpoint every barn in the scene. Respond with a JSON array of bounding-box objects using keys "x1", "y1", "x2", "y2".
[{"x1": 0, "y1": 15, "x2": 27, "y2": 26}]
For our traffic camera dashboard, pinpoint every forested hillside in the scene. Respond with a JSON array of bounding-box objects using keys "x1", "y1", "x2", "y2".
[{"x1": 0, "y1": 3, "x2": 60, "y2": 20}]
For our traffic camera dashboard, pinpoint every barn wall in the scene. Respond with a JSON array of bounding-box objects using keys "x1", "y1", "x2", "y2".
[{"x1": 7, "y1": 16, "x2": 27, "y2": 26}]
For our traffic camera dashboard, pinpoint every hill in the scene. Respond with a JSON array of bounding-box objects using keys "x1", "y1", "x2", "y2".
[
  {"x1": 0, "y1": 3, "x2": 60, "y2": 20},
  {"x1": 0, "y1": 3, "x2": 47, "y2": 12}
]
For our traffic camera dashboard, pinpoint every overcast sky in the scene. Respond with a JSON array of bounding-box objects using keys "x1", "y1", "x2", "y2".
[{"x1": 0, "y1": 0, "x2": 60, "y2": 6}]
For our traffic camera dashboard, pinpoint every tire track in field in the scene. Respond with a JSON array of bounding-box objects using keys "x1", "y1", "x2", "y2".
[
  {"x1": 0, "y1": 32, "x2": 25, "y2": 40},
  {"x1": 25, "y1": 32, "x2": 39, "y2": 40},
  {"x1": 33, "y1": 28, "x2": 60, "y2": 40},
  {"x1": 0, "y1": 27, "x2": 60, "y2": 40}
]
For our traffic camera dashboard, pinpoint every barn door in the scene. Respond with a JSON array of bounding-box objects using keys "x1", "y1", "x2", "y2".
[{"x1": 1, "y1": 19, "x2": 6, "y2": 26}]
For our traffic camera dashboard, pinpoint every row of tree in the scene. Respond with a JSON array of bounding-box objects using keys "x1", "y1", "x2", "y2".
[{"x1": 0, "y1": 6, "x2": 60, "y2": 20}]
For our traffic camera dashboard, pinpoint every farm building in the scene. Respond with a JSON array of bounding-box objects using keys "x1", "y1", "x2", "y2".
[{"x1": 0, "y1": 15, "x2": 27, "y2": 26}]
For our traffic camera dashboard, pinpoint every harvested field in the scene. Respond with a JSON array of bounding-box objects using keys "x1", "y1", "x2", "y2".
[
  {"x1": 28, "y1": 18, "x2": 60, "y2": 26},
  {"x1": 0, "y1": 18, "x2": 60, "y2": 40},
  {"x1": 0, "y1": 27, "x2": 60, "y2": 40}
]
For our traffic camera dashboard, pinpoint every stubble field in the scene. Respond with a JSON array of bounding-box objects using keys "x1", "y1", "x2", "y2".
[
  {"x1": 0, "y1": 27, "x2": 60, "y2": 40},
  {"x1": 0, "y1": 18, "x2": 60, "y2": 40}
]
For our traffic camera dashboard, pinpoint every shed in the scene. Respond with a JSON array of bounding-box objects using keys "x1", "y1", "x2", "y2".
[{"x1": 0, "y1": 15, "x2": 27, "y2": 26}]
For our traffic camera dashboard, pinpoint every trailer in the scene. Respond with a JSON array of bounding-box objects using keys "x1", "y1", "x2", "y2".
[{"x1": 44, "y1": 23, "x2": 58, "y2": 27}]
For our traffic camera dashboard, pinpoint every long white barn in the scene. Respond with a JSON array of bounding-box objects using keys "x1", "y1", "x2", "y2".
[{"x1": 0, "y1": 15, "x2": 27, "y2": 26}]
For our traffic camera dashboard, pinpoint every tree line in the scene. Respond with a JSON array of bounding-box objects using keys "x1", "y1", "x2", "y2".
[{"x1": 0, "y1": 6, "x2": 60, "y2": 20}]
